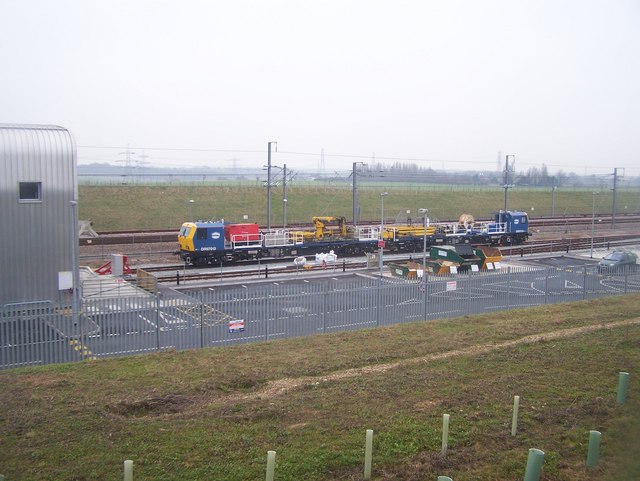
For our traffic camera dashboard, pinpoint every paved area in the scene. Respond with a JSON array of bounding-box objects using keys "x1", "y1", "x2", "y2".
[
  {"x1": 80, "y1": 267, "x2": 151, "y2": 299},
  {"x1": 5, "y1": 248, "x2": 639, "y2": 370},
  {"x1": 506, "y1": 244, "x2": 640, "y2": 270}
]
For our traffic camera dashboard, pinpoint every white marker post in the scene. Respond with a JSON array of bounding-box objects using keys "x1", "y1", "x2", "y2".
[
  {"x1": 511, "y1": 395, "x2": 520, "y2": 436},
  {"x1": 442, "y1": 414, "x2": 450, "y2": 456},
  {"x1": 124, "y1": 460, "x2": 133, "y2": 481},
  {"x1": 266, "y1": 451, "x2": 276, "y2": 481},
  {"x1": 364, "y1": 429, "x2": 374, "y2": 480}
]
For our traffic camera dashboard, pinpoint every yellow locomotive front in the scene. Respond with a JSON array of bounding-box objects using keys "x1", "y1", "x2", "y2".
[{"x1": 178, "y1": 222, "x2": 196, "y2": 253}]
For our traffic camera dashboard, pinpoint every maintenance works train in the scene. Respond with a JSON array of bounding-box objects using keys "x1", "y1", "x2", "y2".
[{"x1": 177, "y1": 210, "x2": 529, "y2": 266}]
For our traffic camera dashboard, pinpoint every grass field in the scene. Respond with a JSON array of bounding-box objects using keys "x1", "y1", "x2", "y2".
[
  {"x1": 2, "y1": 294, "x2": 640, "y2": 480},
  {"x1": 78, "y1": 184, "x2": 640, "y2": 231}
]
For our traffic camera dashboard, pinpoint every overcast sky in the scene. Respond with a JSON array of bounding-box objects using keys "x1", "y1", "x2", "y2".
[{"x1": 2, "y1": 0, "x2": 639, "y2": 176}]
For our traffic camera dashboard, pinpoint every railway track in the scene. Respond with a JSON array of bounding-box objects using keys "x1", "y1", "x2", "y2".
[
  {"x1": 80, "y1": 214, "x2": 640, "y2": 246},
  {"x1": 530, "y1": 214, "x2": 640, "y2": 227},
  {"x1": 79, "y1": 215, "x2": 640, "y2": 281},
  {"x1": 142, "y1": 233, "x2": 640, "y2": 285}
]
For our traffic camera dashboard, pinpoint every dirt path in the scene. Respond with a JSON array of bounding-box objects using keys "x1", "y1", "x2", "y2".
[
  {"x1": 217, "y1": 318, "x2": 640, "y2": 406},
  {"x1": 109, "y1": 317, "x2": 640, "y2": 418}
]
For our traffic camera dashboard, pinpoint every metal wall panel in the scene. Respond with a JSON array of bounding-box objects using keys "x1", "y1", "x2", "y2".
[{"x1": 0, "y1": 124, "x2": 77, "y2": 305}]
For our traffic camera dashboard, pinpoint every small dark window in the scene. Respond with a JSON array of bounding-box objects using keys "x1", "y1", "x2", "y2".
[
  {"x1": 19, "y1": 182, "x2": 42, "y2": 202},
  {"x1": 196, "y1": 228, "x2": 207, "y2": 240}
]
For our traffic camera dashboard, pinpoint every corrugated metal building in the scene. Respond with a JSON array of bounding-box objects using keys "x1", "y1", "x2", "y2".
[{"x1": 0, "y1": 124, "x2": 77, "y2": 306}]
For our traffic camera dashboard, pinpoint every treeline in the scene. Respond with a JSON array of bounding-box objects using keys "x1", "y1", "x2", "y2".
[
  {"x1": 79, "y1": 162, "x2": 638, "y2": 189},
  {"x1": 348, "y1": 162, "x2": 637, "y2": 189}
]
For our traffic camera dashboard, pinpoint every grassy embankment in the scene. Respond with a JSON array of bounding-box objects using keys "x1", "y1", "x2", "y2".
[
  {"x1": 78, "y1": 184, "x2": 640, "y2": 231},
  {"x1": 2, "y1": 295, "x2": 640, "y2": 480}
]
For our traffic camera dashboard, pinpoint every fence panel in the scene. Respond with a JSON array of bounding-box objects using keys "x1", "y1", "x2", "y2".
[
  {"x1": 158, "y1": 292, "x2": 205, "y2": 351},
  {"x1": 200, "y1": 286, "x2": 259, "y2": 347},
  {"x1": 382, "y1": 280, "x2": 423, "y2": 325},
  {"x1": 3, "y1": 265, "x2": 640, "y2": 370},
  {"x1": 588, "y1": 269, "x2": 640, "y2": 299},
  {"x1": 425, "y1": 274, "x2": 467, "y2": 321},
  {"x1": 329, "y1": 278, "x2": 378, "y2": 333},
  {"x1": 84, "y1": 295, "x2": 159, "y2": 358}
]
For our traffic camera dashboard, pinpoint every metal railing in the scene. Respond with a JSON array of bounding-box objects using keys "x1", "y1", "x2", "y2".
[{"x1": 2, "y1": 266, "x2": 639, "y2": 370}]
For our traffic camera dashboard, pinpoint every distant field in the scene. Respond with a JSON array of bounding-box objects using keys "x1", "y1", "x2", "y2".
[
  {"x1": 78, "y1": 183, "x2": 640, "y2": 231},
  {"x1": 2, "y1": 295, "x2": 640, "y2": 480}
]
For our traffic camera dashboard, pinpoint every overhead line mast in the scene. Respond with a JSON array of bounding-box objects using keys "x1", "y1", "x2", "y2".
[
  {"x1": 266, "y1": 141, "x2": 277, "y2": 231},
  {"x1": 503, "y1": 154, "x2": 515, "y2": 212},
  {"x1": 611, "y1": 167, "x2": 623, "y2": 228}
]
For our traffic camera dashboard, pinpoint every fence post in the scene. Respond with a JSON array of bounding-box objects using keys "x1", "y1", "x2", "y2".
[
  {"x1": 506, "y1": 267, "x2": 511, "y2": 310},
  {"x1": 323, "y1": 280, "x2": 328, "y2": 334},
  {"x1": 266, "y1": 451, "x2": 276, "y2": 481},
  {"x1": 544, "y1": 269, "x2": 549, "y2": 305},
  {"x1": 376, "y1": 276, "x2": 381, "y2": 327},
  {"x1": 511, "y1": 395, "x2": 520, "y2": 436},
  {"x1": 124, "y1": 460, "x2": 133, "y2": 481},
  {"x1": 155, "y1": 293, "x2": 161, "y2": 350},
  {"x1": 586, "y1": 430, "x2": 601, "y2": 467},
  {"x1": 199, "y1": 290, "x2": 205, "y2": 349},
  {"x1": 422, "y1": 272, "x2": 429, "y2": 321},
  {"x1": 624, "y1": 272, "x2": 628, "y2": 294},
  {"x1": 364, "y1": 429, "x2": 374, "y2": 480},
  {"x1": 265, "y1": 291, "x2": 270, "y2": 341},
  {"x1": 523, "y1": 448, "x2": 544, "y2": 481},
  {"x1": 466, "y1": 270, "x2": 472, "y2": 316},
  {"x1": 617, "y1": 372, "x2": 629, "y2": 405},
  {"x1": 582, "y1": 266, "x2": 587, "y2": 300},
  {"x1": 79, "y1": 296, "x2": 85, "y2": 363}
]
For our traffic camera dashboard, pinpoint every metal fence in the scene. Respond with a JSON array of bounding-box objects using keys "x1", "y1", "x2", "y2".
[{"x1": 2, "y1": 266, "x2": 639, "y2": 370}]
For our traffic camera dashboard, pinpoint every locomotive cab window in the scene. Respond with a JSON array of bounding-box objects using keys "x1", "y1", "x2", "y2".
[
  {"x1": 196, "y1": 228, "x2": 208, "y2": 240},
  {"x1": 19, "y1": 182, "x2": 42, "y2": 202},
  {"x1": 179, "y1": 225, "x2": 192, "y2": 237}
]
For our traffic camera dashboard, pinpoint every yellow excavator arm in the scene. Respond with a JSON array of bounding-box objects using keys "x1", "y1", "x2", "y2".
[{"x1": 312, "y1": 216, "x2": 348, "y2": 239}]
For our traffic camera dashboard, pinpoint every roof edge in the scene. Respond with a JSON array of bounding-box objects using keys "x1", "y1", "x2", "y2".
[{"x1": 0, "y1": 123, "x2": 68, "y2": 131}]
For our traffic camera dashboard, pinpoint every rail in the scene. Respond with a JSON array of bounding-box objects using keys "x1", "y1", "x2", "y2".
[
  {"x1": 146, "y1": 235, "x2": 640, "y2": 285},
  {"x1": 80, "y1": 214, "x2": 640, "y2": 246}
]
